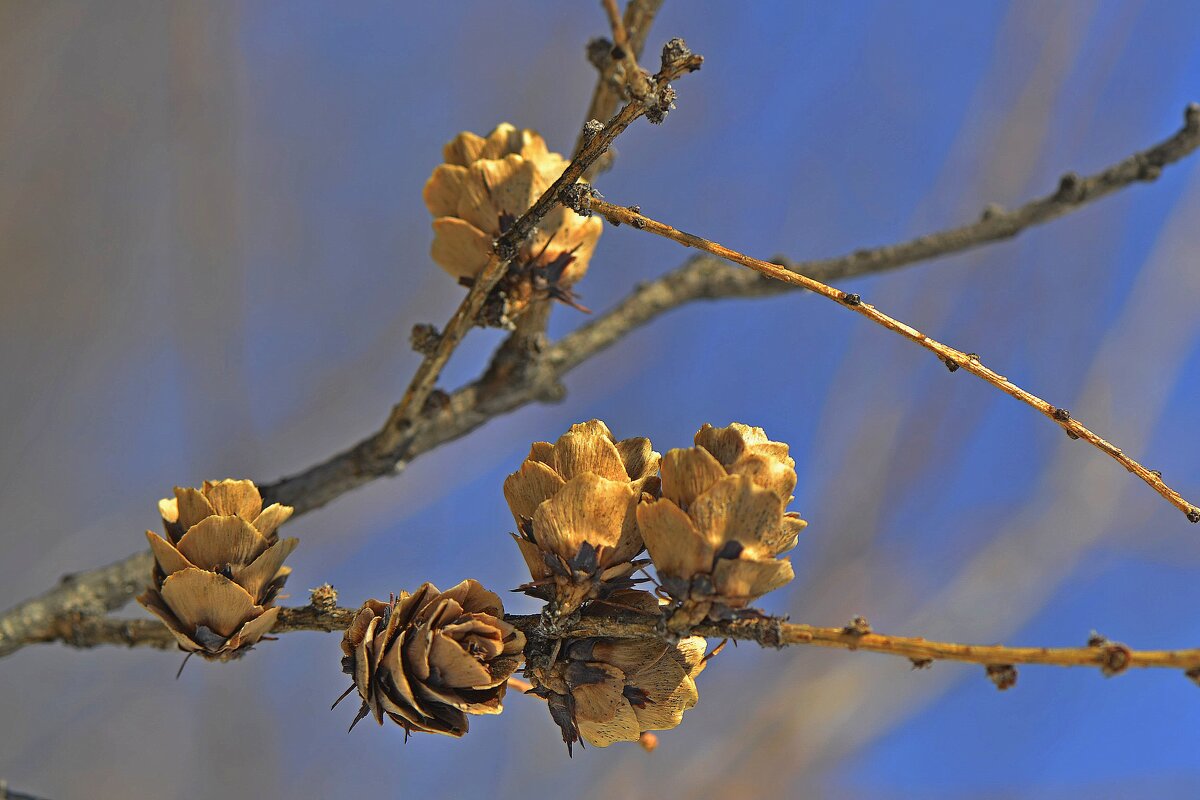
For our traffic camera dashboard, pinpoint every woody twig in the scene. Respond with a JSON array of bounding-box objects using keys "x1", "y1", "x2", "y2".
[
  {"x1": 23, "y1": 603, "x2": 1196, "y2": 683},
  {"x1": 570, "y1": 192, "x2": 1200, "y2": 524}
]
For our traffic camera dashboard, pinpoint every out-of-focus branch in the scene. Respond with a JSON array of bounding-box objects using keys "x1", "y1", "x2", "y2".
[
  {"x1": 0, "y1": 780, "x2": 52, "y2": 800},
  {"x1": 576, "y1": 192, "x2": 1200, "y2": 523},
  {"x1": 776, "y1": 102, "x2": 1200, "y2": 283},
  {"x1": 576, "y1": 0, "x2": 664, "y2": 177},
  {"x1": 1, "y1": 103, "x2": 1196, "y2": 661},
  {"x1": 25, "y1": 606, "x2": 1200, "y2": 680}
]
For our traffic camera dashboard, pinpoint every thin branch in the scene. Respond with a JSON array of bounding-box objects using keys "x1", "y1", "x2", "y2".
[
  {"x1": 600, "y1": 0, "x2": 629, "y2": 51},
  {"x1": 598, "y1": 0, "x2": 652, "y2": 101},
  {"x1": 26, "y1": 606, "x2": 1200, "y2": 678},
  {"x1": 1, "y1": 105, "x2": 1196, "y2": 660},
  {"x1": 778, "y1": 102, "x2": 1200, "y2": 283},
  {"x1": 575, "y1": 0, "x2": 664, "y2": 176},
  {"x1": 576, "y1": 193, "x2": 1200, "y2": 523},
  {"x1": 371, "y1": 44, "x2": 703, "y2": 459},
  {"x1": 496, "y1": 0, "x2": 666, "y2": 412}
]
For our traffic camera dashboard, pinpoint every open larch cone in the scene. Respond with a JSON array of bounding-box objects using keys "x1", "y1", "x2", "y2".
[
  {"x1": 637, "y1": 423, "x2": 807, "y2": 629},
  {"x1": 528, "y1": 590, "x2": 710, "y2": 754},
  {"x1": 136, "y1": 479, "x2": 297, "y2": 661},
  {"x1": 503, "y1": 420, "x2": 660, "y2": 622},
  {"x1": 422, "y1": 122, "x2": 603, "y2": 326},
  {"x1": 336, "y1": 579, "x2": 525, "y2": 738}
]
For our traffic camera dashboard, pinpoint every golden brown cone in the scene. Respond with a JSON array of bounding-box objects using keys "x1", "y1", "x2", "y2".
[
  {"x1": 504, "y1": 421, "x2": 660, "y2": 620},
  {"x1": 336, "y1": 580, "x2": 525, "y2": 738},
  {"x1": 137, "y1": 479, "x2": 296, "y2": 661},
  {"x1": 639, "y1": 423, "x2": 806, "y2": 628},
  {"x1": 690, "y1": 422, "x2": 806, "y2": 553},
  {"x1": 528, "y1": 590, "x2": 709, "y2": 753},
  {"x1": 423, "y1": 123, "x2": 602, "y2": 325}
]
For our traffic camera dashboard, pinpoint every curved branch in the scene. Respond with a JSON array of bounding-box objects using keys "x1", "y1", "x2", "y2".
[
  {"x1": 783, "y1": 102, "x2": 1200, "y2": 283},
  {"x1": 2, "y1": 104, "x2": 1196, "y2": 660}
]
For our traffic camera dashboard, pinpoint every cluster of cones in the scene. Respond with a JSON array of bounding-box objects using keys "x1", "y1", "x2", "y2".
[
  {"x1": 137, "y1": 420, "x2": 804, "y2": 751},
  {"x1": 502, "y1": 420, "x2": 804, "y2": 750},
  {"x1": 135, "y1": 128, "x2": 803, "y2": 753}
]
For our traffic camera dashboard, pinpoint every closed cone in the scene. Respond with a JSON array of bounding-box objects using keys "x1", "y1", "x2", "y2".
[
  {"x1": 503, "y1": 420, "x2": 659, "y2": 620},
  {"x1": 423, "y1": 123, "x2": 603, "y2": 324},
  {"x1": 137, "y1": 479, "x2": 297, "y2": 660},
  {"x1": 638, "y1": 423, "x2": 806, "y2": 629}
]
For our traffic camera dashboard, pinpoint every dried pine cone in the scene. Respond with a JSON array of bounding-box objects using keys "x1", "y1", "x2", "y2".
[
  {"x1": 690, "y1": 422, "x2": 807, "y2": 551},
  {"x1": 504, "y1": 420, "x2": 659, "y2": 621},
  {"x1": 638, "y1": 423, "x2": 806, "y2": 629},
  {"x1": 423, "y1": 122, "x2": 603, "y2": 324},
  {"x1": 337, "y1": 580, "x2": 525, "y2": 738},
  {"x1": 137, "y1": 479, "x2": 297, "y2": 660},
  {"x1": 528, "y1": 591, "x2": 710, "y2": 754}
]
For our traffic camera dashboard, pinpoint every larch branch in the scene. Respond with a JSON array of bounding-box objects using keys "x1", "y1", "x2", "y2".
[{"x1": 25, "y1": 606, "x2": 1200, "y2": 679}]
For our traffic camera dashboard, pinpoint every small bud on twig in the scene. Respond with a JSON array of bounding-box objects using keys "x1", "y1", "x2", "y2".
[
  {"x1": 309, "y1": 584, "x2": 338, "y2": 614},
  {"x1": 1055, "y1": 171, "x2": 1082, "y2": 201},
  {"x1": 843, "y1": 615, "x2": 872, "y2": 639},
  {"x1": 1184, "y1": 102, "x2": 1200, "y2": 132},
  {"x1": 987, "y1": 663, "x2": 1018, "y2": 690},
  {"x1": 559, "y1": 183, "x2": 601, "y2": 217},
  {"x1": 587, "y1": 37, "x2": 614, "y2": 70},
  {"x1": 660, "y1": 38, "x2": 693, "y2": 71},
  {"x1": 410, "y1": 323, "x2": 441, "y2": 357},
  {"x1": 583, "y1": 118, "x2": 604, "y2": 138}
]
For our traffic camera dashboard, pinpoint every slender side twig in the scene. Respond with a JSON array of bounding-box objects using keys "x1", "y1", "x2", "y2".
[
  {"x1": 577, "y1": 193, "x2": 1200, "y2": 523},
  {"x1": 497, "y1": 0, "x2": 666, "y2": 398},
  {"x1": 1, "y1": 108, "x2": 1197, "y2": 661},
  {"x1": 371, "y1": 45, "x2": 703, "y2": 459},
  {"x1": 576, "y1": 0, "x2": 664, "y2": 176},
  {"x1": 26, "y1": 606, "x2": 1200, "y2": 678},
  {"x1": 601, "y1": 0, "x2": 630, "y2": 51},
  {"x1": 599, "y1": 0, "x2": 652, "y2": 100}
]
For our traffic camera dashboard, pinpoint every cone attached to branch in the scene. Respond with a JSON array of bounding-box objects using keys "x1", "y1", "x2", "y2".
[
  {"x1": 423, "y1": 122, "x2": 603, "y2": 325},
  {"x1": 527, "y1": 591, "x2": 710, "y2": 754},
  {"x1": 504, "y1": 420, "x2": 660, "y2": 621},
  {"x1": 336, "y1": 579, "x2": 525, "y2": 738},
  {"x1": 137, "y1": 479, "x2": 297, "y2": 661},
  {"x1": 638, "y1": 423, "x2": 806, "y2": 629}
]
